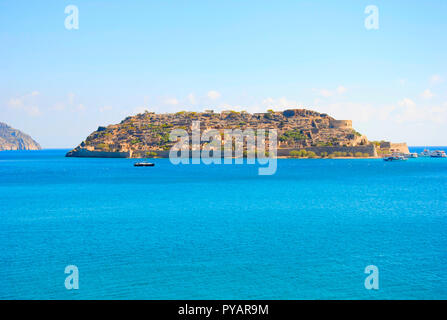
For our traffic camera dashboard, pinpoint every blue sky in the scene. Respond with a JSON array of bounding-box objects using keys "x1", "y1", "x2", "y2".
[{"x1": 1, "y1": 0, "x2": 446, "y2": 147}]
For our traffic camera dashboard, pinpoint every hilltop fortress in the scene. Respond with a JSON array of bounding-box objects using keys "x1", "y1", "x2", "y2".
[{"x1": 66, "y1": 109, "x2": 408, "y2": 158}]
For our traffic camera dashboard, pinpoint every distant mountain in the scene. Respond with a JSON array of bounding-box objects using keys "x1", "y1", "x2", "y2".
[{"x1": 0, "y1": 122, "x2": 41, "y2": 151}]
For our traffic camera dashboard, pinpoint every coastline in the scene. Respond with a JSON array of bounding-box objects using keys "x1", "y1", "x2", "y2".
[{"x1": 7, "y1": 147, "x2": 445, "y2": 161}]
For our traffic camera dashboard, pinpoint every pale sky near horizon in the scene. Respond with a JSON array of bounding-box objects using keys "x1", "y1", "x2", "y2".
[{"x1": 1, "y1": 0, "x2": 446, "y2": 148}]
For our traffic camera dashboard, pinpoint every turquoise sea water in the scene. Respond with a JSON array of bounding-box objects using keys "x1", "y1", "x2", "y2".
[{"x1": 0, "y1": 148, "x2": 446, "y2": 299}]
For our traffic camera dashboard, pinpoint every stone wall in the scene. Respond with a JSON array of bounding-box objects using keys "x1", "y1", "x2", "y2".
[
  {"x1": 277, "y1": 145, "x2": 377, "y2": 157},
  {"x1": 67, "y1": 146, "x2": 379, "y2": 158},
  {"x1": 389, "y1": 143, "x2": 409, "y2": 154},
  {"x1": 329, "y1": 120, "x2": 352, "y2": 129},
  {"x1": 378, "y1": 142, "x2": 409, "y2": 154},
  {"x1": 133, "y1": 150, "x2": 170, "y2": 158},
  {"x1": 137, "y1": 146, "x2": 378, "y2": 158},
  {"x1": 66, "y1": 149, "x2": 130, "y2": 158},
  {"x1": 67, "y1": 145, "x2": 380, "y2": 158}
]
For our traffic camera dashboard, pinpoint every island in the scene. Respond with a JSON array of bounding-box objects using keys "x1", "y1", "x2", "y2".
[
  {"x1": 0, "y1": 122, "x2": 41, "y2": 151},
  {"x1": 66, "y1": 109, "x2": 409, "y2": 158}
]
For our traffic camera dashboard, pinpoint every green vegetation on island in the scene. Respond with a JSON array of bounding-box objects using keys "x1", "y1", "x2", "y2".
[{"x1": 66, "y1": 109, "x2": 407, "y2": 158}]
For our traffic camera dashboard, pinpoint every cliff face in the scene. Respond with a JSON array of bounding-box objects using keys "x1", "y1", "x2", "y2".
[
  {"x1": 0, "y1": 122, "x2": 41, "y2": 151},
  {"x1": 67, "y1": 109, "x2": 371, "y2": 158}
]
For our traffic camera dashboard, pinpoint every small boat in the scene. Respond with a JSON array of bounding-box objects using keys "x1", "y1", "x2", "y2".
[
  {"x1": 134, "y1": 162, "x2": 155, "y2": 167},
  {"x1": 431, "y1": 150, "x2": 447, "y2": 158},
  {"x1": 383, "y1": 154, "x2": 407, "y2": 161},
  {"x1": 419, "y1": 149, "x2": 432, "y2": 157}
]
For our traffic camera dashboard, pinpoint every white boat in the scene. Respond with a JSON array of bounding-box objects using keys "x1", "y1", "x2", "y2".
[
  {"x1": 431, "y1": 150, "x2": 447, "y2": 158},
  {"x1": 134, "y1": 162, "x2": 155, "y2": 167},
  {"x1": 419, "y1": 149, "x2": 447, "y2": 158},
  {"x1": 403, "y1": 153, "x2": 418, "y2": 158}
]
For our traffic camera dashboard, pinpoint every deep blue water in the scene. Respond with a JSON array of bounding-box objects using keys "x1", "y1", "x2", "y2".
[{"x1": 0, "y1": 148, "x2": 446, "y2": 299}]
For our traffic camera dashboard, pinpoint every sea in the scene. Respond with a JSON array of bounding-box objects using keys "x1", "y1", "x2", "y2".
[{"x1": 0, "y1": 147, "x2": 446, "y2": 299}]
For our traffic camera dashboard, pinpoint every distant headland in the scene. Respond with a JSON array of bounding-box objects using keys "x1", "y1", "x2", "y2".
[
  {"x1": 66, "y1": 109, "x2": 408, "y2": 159},
  {"x1": 0, "y1": 122, "x2": 41, "y2": 151}
]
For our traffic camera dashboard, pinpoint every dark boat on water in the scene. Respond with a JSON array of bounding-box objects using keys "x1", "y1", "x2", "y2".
[
  {"x1": 383, "y1": 155, "x2": 407, "y2": 162},
  {"x1": 134, "y1": 162, "x2": 155, "y2": 167}
]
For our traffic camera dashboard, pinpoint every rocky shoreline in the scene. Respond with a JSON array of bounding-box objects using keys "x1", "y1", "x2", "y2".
[{"x1": 0, "y1": 122, "x2": 41, "y2": 151}]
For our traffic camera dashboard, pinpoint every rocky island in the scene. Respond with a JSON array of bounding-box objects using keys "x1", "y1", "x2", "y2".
[
  {"x1": 66, "y1": 109, "x2": 408, "y2": 158},
  {"x1": 0, "y1": 122, "x2": 41, "y2": 151}
]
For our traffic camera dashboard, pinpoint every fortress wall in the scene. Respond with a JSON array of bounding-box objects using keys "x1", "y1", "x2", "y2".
[
  {"x1": 133, "y1": 150, "x2": 171, "y2": 158},
  {"x1": 67, "y1": 145, "x2": 379, "y2": 158},
  {"x1": 378, "y1": 142, "x2": 409, "y2": 154},
  {"x1": 135, "y1": 146, "x2": 378, "y2": 158},
  {"x1": 389, "y1": 143, "x2": 409, "y2": 154},
  {"x1": 278, "y1": 145, "x2": 377, "y2": 157},
  {"x1": 66, "y1": 149, "x2": 130, "y2": 158},
  {"x1": 329, "y1": 120, "x2": 352, "y2": 129}
]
